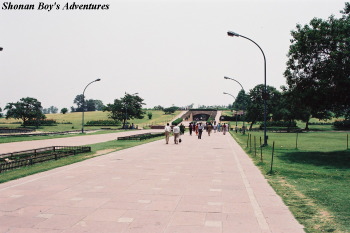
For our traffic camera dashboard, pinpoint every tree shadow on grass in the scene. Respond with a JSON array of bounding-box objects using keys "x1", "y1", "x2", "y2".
[{"x1": 279, "y1": 151, "x2": 350, "y2": 169}]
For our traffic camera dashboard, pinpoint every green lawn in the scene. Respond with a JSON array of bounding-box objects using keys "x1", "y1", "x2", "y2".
[
  {"x1": 231, "y1": 130, "x2": 350, "y2": 233},
  {"x1": 0, "y1": 110, "x2": 179, "y2": 132}
]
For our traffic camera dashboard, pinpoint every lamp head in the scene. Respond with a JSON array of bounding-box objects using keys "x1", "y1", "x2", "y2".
[
  {"x1": 0, "y1": 47, "x2": 3, "y2": 51},
  {"x1": 95, "y1": 78, "x2": 101, "y2": 81},
  {"x1": 227, "y1": 31, "x2": 240, "y2": 37},
  {"x1": 223, "y1": 92, "x2": 228, "y2": 95},
  {"x1": 224, "y1": 76, "x2": 229, "y2": 79}
]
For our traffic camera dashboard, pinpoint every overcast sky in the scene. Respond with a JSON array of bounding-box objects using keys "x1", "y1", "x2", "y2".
[{"x1": 0, "y1": 0, "x2": 347, "y2": 110}]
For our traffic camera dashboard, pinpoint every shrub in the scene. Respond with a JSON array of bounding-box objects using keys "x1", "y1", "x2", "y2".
[
  {"x1": 333, "y1": 120, "x2": 350, "y2": 129},
  {"x1": 85, "y1": 120, "x2": 120, "y2": 126},
  {"x1": 25, "y1": 119, "x2": 57, "y2": 126},
  {"x1": 172, "y1": 118, "x2": 183, "y2": 125},
  {"x1": 147, "y1": 112, "x2": 153, "y2": 120}
]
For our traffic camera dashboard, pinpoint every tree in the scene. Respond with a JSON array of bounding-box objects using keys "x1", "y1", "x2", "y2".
[
  {"x1": 0, "y1": 107, "x2": 3, "y2": 118},
  {"x1": 86, "y1": 99, "x2": 96, "y2": 111},
  {"x1": 284, "y1": 3, "x2": 350, "y2": 119},
  {"x1": 104, "y1": 93, "x2": 145, "y2": 128},
  {"x1": 245, "y1": 84, "x2": 281, "y2": 130},
  {"x1": 61, "y1": 108, "x2": 68, "y2": 114},
  {"x1": 73, "y1": 94, "x2": 84, "y2": 112},
  {"x1": 5, "y1": 97, "x2": 45, "y2": 127},
  {"x1": 163, "y1": 106, "x2": 178, "y2": 115},
  {"x1": 94, "y1": 100, "x2": 104, "y2": 111},
  {"x1": 153, "y1": 105, "x2": 164, "y2": 111},
  {"x1": 49, "y1": 106, "x2": 58, "y2": 114}
]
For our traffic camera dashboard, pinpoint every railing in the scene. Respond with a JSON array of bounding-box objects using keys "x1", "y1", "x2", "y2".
[{"x1": 0, "y1": 146, "x2": 91, "y2": 173}]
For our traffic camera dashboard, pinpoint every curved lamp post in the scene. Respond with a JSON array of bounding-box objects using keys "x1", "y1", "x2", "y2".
[
  {"x1": 223, "y1": 92, "x2": 238, "y2": 127},
  {"x1": 227, "y1": 31, "x2": 267, "y2": 145},
  {"x1": 81, "y1": 78, "x2": 101, "y2": 133},
  {"x1": 224, "y1": 76, "x2": 246, "y2": 134}
]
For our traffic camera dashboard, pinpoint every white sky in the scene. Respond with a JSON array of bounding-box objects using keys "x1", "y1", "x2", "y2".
[{"x1": 0, "y1": 0, "x2": 347, "y2": 110}]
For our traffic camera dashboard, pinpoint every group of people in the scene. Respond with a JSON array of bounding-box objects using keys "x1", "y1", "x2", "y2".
[{"x1": 164, "y1": 122, "x2": 230, "y2": 144}]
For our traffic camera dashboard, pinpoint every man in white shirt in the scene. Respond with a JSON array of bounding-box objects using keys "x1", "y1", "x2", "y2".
[
  {"x1": 164, "y1": 123, "x2": 172, "y2": 144},
  {"x1": 172, "y1": 124, "x2": 180, "y2": 144}
]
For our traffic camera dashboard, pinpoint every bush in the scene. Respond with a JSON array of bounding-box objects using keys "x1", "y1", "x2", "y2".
[
  {"x1": 85, "y1": 120, "x2": 120, "y2": 126},
  {"x1": 172, "y1": 118, "x2": 183, "y2": 125},
  {"x1": 333, "y1": 120, "x2": 350, "y2": 129},
  {"x1": 26, "y1": 119, "x2": 57, "y2": 126}
]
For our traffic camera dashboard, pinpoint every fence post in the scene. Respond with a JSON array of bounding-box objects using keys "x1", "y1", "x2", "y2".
[
  {"x1": 260, "y1": 136, "x2": 263, "y2": 162},
  {"x1": 254, "y1": 136, "x2": 257, "y2": 157},
  {"x1": 296, "y1": 133, "x2": 299, "y2": 149},
  {"x1": 270, "y1": 141, "x2": 275, "y2": 174},
  {"x1": 247, "y1": 133, "x2": 249, "y2": 148}
]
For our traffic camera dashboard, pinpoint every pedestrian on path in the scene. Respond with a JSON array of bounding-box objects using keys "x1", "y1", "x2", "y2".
[
  {"x1": 198, "y1": 122, "x2": 204, "y2": 139},
  {"x1": 164, "y1": 123, "x2": 172, "y2": 144},
  {"x1": 207, "y1": 123, "x2": 213, "y2": 136},
  {"x1": 222, "y1": 123, "x2": 227, "y2": 135},
  {"x1": 213, "y1": 123, "x2": 217, "y2": 133},
  {"x1": 173, "y1": 124, "x2": 180, "y2": 144},
  {"x1": 179, "y1": 123, "x2": 185, "y2": 135},
  {"x1": 195, "y1": 123, "x2": 199, "y2": 136},
  {"x1": 217, "y1": 123, "x2": 221, "y2": 132},
  {"x1": 188, "y1": 123, "x2": 193, "y2": 136}
]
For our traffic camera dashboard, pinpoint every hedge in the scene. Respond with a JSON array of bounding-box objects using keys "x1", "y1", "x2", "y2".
[
  {"x1": 333, "y1": 120, "x2": 350, "y2": 129},
  {"x1": 85, "y1": 120, "x2": 120, "y2": 126},
  {"x1": 172, "y1": 118, "x2": 183, "y2": 125}
]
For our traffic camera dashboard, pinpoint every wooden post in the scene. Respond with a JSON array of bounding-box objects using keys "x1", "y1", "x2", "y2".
[
  {"x1": 254, "y1": 136, "x2": 257, "y2": 157},
  {"x1": 270, "y1": 141, "x2": 275, "y2": 174},
  {"x1": 296, "y1": 133, "x2": 299, "y2": 149},
  {"x1": 260, "y1": 136, "x2": 263, "y2": 162},
  {"x1": 247, "y1": 133, "x2": 249, "y2": 148}
]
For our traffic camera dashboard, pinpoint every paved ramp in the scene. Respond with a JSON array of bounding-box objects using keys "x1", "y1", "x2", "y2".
[{"x1": 0, "y1": 131, "x2": 304, "y2": 232}]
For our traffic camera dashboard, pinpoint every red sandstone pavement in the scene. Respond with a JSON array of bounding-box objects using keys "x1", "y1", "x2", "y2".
[{"x1": 0, "y1": 130, "x2": 305, "y2": 233}]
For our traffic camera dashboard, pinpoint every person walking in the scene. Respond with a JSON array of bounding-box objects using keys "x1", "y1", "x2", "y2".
[
  {"x1": 164, "y1": 123, "x2": 172, "y2": 144},
  {"x1": 217, "y1": 123, "x2": 221, "y2": 132},
  {"x1": 213, "y1": 123, "x2": 217, "y2": 133},
  {"x1": 222, "y1": 123, "x2": 227, "y2": 135},
  {"x1": 198, "y1": 122, "x2": 204, "y2": 139},
  {"x1": 173, "y1": 124, "x2": 180, "y2": 144},
  {"x1": 195, "y1": 123, "x2": 199, "y2": 136},
  {"x1": 179, "y1": 123, "x2": 185, "y2": 135},
  {"x1": 207, "y1": 123, "x2": 213, "y2": 136},
  {"x1": 188, "y1": 123, "x2": 193, "y2": 136}
]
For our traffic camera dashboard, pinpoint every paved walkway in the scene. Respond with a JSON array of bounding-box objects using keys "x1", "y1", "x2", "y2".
[{"x1": 0, "y1": 130, "x2": 305, "y2": 233}]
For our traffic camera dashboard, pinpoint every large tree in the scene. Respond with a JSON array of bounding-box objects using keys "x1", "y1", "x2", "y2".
[
  {"x1": 104, "y1": 93, "x2": 145, "y2": 128},
  {"x1": 5, "y1": 97, "x2": 45, "y2": 126},
  {"x1": 245, "y1": 84, "x2": 281, "y2": 130},
  {"x1": 284, "y1": 3, "x2": 350, "y2": 119}
]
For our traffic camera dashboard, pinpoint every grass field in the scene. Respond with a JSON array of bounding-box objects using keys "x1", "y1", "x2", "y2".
[
  {"x1": 0, "y1": 110, "x2": 180, "y2": 132},
  {"x1": 231, "y1": 130, "x2": 350, "y2": 233}
]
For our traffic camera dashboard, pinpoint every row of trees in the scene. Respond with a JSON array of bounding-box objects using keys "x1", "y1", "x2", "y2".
[{"x1": 231, "y1": 3, "x2": 350, "y2": 130}]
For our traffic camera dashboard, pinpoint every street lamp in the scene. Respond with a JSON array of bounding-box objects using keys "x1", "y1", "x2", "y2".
[
  {"x1": 227, "y1": 31, "x2": 268, "y2": 145},
  {"x1": 223, "y1": 92, "x2": 238, "y2": 127},
  {"x1": 81, "y1": 78, "x2": 101, "y2": 133},
  {"x1": 0, "y1": 47, "x2": 3, "y2": 51},
  {"x1": 224, "y1": 76, "x2": 246, "y2": 134}
]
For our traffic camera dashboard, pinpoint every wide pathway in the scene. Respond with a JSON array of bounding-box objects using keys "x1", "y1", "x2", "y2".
[{"x1": 0, "y1": 130, "x2": 305, "y2": 233}]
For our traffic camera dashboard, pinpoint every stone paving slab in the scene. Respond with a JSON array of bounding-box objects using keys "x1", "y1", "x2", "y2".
[{"x1": 0, "y1": 130, "x2": 305, "y2": 232}]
